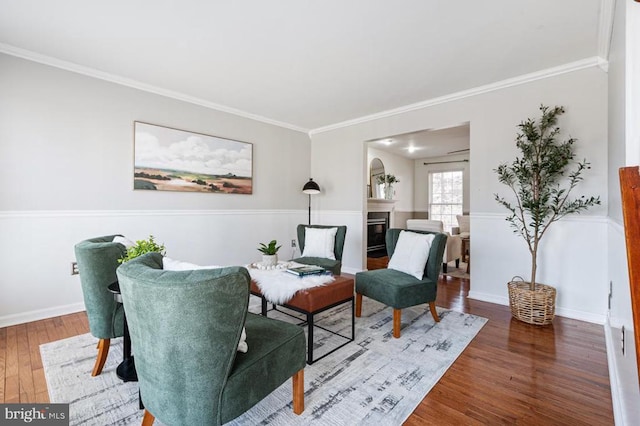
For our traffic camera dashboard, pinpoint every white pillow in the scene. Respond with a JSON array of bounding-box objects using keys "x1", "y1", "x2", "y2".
[
  {"x1": 113, "y1": 235, "x2": 135, "y2": 249},
  {"x1": 161, "y1": 257, "x2": 246, "y2": 352},
  {"x1": 237, "y1": 327, "x2": 248, "y2": 353},
  {"x1": 387, "y1": 231, "x2": 435, "y2": 280},
  {"x1": 301, "y1": 227, "x2": 338, "y2": 260},
  {"x1": 162, "y1": 257, "x2": 221, "y2": 271}
]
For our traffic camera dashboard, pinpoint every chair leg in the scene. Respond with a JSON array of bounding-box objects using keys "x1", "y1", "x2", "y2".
[
  {"x1": 141, "y1": 410, "x2": 155, "y2": 426},
  {"x1": 355, "y1": 293, "x2": 362, "y2": 317},
  {"x1": 429, "y1": 302, "x2": 440, "y2": 323},
  {"x1": 442, "y1": 262, "x2": 448, "y2": 273},
  {"x1": 91, "y1": 338, "x2": 110, "y2": 376},
  {"x1": 393, "y1": 309, "x2": 401, "y2": 338},
  {"x1": 292, "y1": 369, "x2": 304, "y2": 415},
  {"x1": 455, "y1": 258, "x2": 460, "y2": 268}
]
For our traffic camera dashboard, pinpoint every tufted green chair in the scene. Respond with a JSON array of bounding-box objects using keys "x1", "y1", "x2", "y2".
[
  {"x1": 74, "y1": 235, "x2": 127, "y2": 376},
  {"x1": 355, "y1": 228, "x2": 447, "y2": 338},
  {"x1": 291, "y1": 224, "x2": 347, "y2": 275},
  {"x1": 116, "y1": 253, "x2": 306, "y2": 426}
]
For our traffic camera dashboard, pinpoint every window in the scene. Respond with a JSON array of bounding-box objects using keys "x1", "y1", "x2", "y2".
[{"x1": 429, "y1": 170, "x2": 463, "y2": 233}]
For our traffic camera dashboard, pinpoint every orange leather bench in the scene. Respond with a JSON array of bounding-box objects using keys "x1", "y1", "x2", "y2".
[{"x1": 250, "y1": 274, "x2": 355, "y2": 364}]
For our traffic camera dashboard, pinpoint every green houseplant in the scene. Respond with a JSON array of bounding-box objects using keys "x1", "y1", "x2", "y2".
[
  {"x1": 118, "y1": 235, "x2": 166, "y2": 263},
  {"x1": 494, "y1": 105, "x2": 600, "y2": 325},
  {"x1": 376, "y1": 174, "x2": 400, "y2": 200},
  {"x1": 258, "y1": 240, "x2": 281, "y2": 266}
]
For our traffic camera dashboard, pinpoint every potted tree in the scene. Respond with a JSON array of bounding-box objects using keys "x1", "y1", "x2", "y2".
[{"x1": 494, "y1": 105, "x2": 600, "y2": 325}]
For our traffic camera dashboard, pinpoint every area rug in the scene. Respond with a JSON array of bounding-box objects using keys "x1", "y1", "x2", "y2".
[
  {"x1": 442, "y1": 261, "x2": 470, "y2": 280},
  {"x1": 41, "y1": 298, "x2": 486, "y2": 425}
]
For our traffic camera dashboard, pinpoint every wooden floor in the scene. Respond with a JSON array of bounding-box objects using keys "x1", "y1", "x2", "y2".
[{"x1": 0, "y1": 261, "x2": 614, "y2": 425}]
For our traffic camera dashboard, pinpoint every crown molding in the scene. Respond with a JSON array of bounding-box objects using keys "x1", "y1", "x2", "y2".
[
  {"x1": 597, "y1": 0, "x2": 616, "y2": 71},
  {"x1": 309, "y1": 57, "x2": 603, "y2": 136},
  {"x1": 0, "y1": 43, "x2": 309, "y2": 134}
]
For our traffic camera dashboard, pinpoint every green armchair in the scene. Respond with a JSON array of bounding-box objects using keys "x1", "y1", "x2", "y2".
[
  {"x1": 291, "y1": 224, "x2": 347, "y2": 275},
  {"x1": 355, "y1": 228, "x2": 447, "y2": 338},
  {"x1": 74, "y1": 235, "x2": 126, "y2": 376},
  {"x1": 116, "y1": 253, "x2": 306, "y2": 426}
]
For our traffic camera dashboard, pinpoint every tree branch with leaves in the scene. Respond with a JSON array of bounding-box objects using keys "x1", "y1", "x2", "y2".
[{"x1": 494, "y1": 105, "x2": 600, "y2": 289}]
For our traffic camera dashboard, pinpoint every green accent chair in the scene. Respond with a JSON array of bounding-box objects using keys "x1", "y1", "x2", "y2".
[
  {"x1": 74, "y1": 235, "x2": 126, "y2": 376},
  {"x1": 116, "y1": 253, "x2": 306, "y2": 426},
  {"x1": 355, "y1": 228, "x2": 447, "y2": 338},
  {"x1": 291, "y1": 224, "x2": 347, "y2": 275}
]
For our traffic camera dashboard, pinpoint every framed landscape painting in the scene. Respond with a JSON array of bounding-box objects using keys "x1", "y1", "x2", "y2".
[{"x1": 133, "y1": 122, "x2": 253, "y2": 194}]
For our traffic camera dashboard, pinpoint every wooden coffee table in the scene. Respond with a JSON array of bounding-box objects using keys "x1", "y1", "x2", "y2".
[{"x1": 250, "y1": 274, "x2": 355, "y2": 364}]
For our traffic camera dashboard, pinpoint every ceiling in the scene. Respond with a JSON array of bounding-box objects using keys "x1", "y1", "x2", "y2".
[
  {"x1": 368, "y1": 124, "x2": 470, "y2": 160},
  {"x1": 0, "y1": 0, "x2": 605, "y2": 133}
]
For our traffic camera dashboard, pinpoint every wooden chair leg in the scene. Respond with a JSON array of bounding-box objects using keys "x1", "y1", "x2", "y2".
[
  {"x1": 91, "y1": 338, "x2": 110, "y2": 376},
  {"x1": 429, "y1": 302, "x2": 440, "y2": 323},
  {"x1": 442, "y1": 262, "x2": 447, "y2": 273},
  {"x1": 292, "y1": 369, "x2": 304, "y2": 415},
  {"x1": 355, "y1": 293, "x2": 362, "y2": 317},
  {"x1": 141, "y1": 409, "x2": 155, "y2": 426},
  {"x1": 393, "y1": 309, "x2": 401, "y2": 338}
]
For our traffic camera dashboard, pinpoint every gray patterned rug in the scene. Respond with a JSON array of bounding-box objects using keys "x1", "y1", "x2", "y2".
[{"x1": 41, "y1": 297, "x2": 486, "y2": 425}]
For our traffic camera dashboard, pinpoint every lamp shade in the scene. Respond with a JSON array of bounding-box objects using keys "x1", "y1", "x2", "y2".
[{"x1": 302, "y1": 178, "x2": 321, "y2": 194}]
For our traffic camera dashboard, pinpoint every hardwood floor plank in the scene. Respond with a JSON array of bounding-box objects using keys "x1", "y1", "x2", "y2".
[
  {"x1": 4, "y1": 326, "x2": 19, "y2": 403},
  {"x1": 16, "y1": 324, "x2": 35, "y2": 402}
]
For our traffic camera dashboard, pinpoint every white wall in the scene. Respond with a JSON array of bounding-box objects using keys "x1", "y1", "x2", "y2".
[
  {"x1": 606, "y1": 1, "x2": 640, "y2": 424},
  {"x1": 311, "y1": 66, "x2": 609, "y2": 322},
  {"x1": 0, "y1": 53, "x2": 313, "y2": 326}
]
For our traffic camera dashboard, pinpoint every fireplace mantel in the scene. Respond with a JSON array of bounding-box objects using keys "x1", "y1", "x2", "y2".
[{"x1": 367, "y1": 198, "x2": 395, "y2": 213}]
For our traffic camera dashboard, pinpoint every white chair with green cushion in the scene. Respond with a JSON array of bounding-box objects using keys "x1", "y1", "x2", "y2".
[{"x1": 116, "y1": 253, "x2": 306, "y2": 426}]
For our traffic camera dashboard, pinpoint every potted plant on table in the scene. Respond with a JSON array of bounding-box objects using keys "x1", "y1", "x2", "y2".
[
  {"x1": 118, "y1": 235, "x2": 166, "y2": 263},
  {"x1": 376, "y1": 174, "x2": 400, "y2": 200},
  {"x1": 494, "y1": 105, "x2": 600, "y2": 325},
  {"x1": 258, "y1": 240, "x2": 281, "y2": 267}
]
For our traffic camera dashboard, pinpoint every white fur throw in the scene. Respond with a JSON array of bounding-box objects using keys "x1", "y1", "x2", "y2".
[{"x1": 248, "y1": 262, "x2": 335, "y2": 304}]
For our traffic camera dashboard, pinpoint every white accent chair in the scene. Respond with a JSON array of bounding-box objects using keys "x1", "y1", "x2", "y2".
[
  {"x1": 406, "y1": 219, "x2": 462, "y2": 273},
  {"x1": 453, "y1": 214, "x2": 470, "y2": 239}
]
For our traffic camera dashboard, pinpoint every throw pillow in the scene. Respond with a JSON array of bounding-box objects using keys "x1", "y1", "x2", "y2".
[
  {"x1": 162, "y1": 257, "x2": 245, "y2": 352},
  {"x1": 112, "y1": 235, "x2": 135, "y2": 249},
  {"x1": 162, "y1": 257, "x2": 221, "y2": 271},
  {"x1": 301, "y1": 227, "x2": 338, "y2": 260},
  {"x1": 387, "y1": 230, "x2": 435, "y2": 280}
]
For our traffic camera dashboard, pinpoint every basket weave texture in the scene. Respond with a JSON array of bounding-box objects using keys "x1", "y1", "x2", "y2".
[{"x1": 507, "y1": 280, "x2": 556, "y2": 325}]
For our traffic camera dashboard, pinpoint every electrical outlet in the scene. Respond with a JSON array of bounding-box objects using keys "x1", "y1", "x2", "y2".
[
  {"x1": 291, "y1": 239, "x2": 297, "y2": 248},
  {"x1": 622, "y1": 325, "x2": 626, "y2": 355},
  {"x1": 71, "y1": 262, "x2": 79, "y2": 275}
]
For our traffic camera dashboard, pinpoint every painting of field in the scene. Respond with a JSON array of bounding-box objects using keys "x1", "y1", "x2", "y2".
[{"x1": 134, "y1": 122, "x2": 252, "y2": 194}]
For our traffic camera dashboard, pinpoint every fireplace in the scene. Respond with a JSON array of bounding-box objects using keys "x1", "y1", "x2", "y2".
[{"x1": 367, "y1": 212, "x2": 389, "y2": 257}]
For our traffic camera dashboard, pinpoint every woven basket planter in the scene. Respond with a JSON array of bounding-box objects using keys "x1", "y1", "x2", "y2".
[{"x1": 507, "y1": 278, "x2": 556, "y2": 325}]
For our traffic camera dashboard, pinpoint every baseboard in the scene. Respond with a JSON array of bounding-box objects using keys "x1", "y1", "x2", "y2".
[
  {"x1": 468, "y1": 291, "x2": 606, "y2": 324},
  {"x1": 604, "y1": 320, "x2": 625, "y2": 426},
  {"x1": 0, "y1": 303, "x2": 85, "y2": 328},
  {"x1": 467, "y1": 291, "x2": 508, "y2": 306}
]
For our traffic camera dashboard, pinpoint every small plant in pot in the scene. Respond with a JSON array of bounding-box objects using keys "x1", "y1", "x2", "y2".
[
  {"x1": 376, "y1": 174, "x2": 400, "y2": 200},
  {"x1": 494, "y1": 105, "x2": 600, "y2": 325},
  {"x1": 118, "y1": 235, "x2": 166, "y2": 263},
  {"x1": 258, "y1": 240, "x2": 281, "y2": 266}
]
